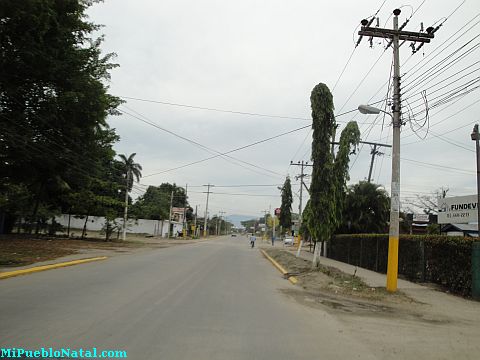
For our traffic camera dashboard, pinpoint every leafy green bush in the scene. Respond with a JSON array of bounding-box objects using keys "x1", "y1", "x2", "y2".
[{"x1": 329, "y1": 234, "x2": 474, "y2": 296}]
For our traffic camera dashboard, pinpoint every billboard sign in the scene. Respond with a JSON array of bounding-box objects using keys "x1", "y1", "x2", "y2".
[
  {"x1": 413, "y1": 214, "x2": 430, "y2": 222},
  {"x1": 438, "y1": 195, "x2": 478, "y2": 224}
]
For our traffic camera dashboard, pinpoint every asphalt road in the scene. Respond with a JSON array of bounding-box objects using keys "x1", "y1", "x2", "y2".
[{"x1": 0, "y1": 236, "x2": 376, "y2": 359}]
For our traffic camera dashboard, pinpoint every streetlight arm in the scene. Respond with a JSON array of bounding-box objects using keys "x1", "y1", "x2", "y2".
[{"x1": 358, "y1": 104, "x2": 393, "y2": 119}]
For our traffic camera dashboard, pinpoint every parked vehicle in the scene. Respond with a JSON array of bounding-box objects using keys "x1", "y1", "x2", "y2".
[{"x1": 283, "y1": 236, "x2": 294, "y2": 246}]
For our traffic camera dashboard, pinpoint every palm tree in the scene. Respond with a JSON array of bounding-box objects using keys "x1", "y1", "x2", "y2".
[
  {"x1": 119, "y1": 153, "x2": 142, "y2": 240},
  {"x1": 341, "y1": 181, "x2": 390, "y2": 234}
]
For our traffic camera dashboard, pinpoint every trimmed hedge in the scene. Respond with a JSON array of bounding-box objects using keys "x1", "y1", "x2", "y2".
[{"x1": 328, "y1": 234, "x2": 475, "y2": 296}]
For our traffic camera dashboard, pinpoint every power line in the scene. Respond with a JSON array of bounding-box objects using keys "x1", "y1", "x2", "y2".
[
  {"x1": 119, "y1": 95, "x2": 311, "y2": 122},
  {"x1": 372, "y1": 95, "x2": 480, "y2": 144},
  {"x1": 119, "y1": 95, "x2": 387, "y2": 125},
  {"x1": 119, "y1": 106, "x2": 285, "y2": 179},
  {"x1": 285, "y1": 129, "x2": 312, "y2": 174},
  {"x1": 403, "y1": 37, "x2": 480, "y2": 96},
  {"x1": 338, "y1": 0, "x2": 429, "y2": 116},
  {"x1": 404, "y1": 118, "x2": 479, "y2": 146},
  {"x1": 363, "y1": 10, "x2": 480, "y2": 122},
  {"x1": 189, "y1": 184, "x2": 283, "y2": 188},
  {"x1": 337, "y1": 50, "x2": 388, "y2": 114},
  {"x1": 403, "y1": 62, "x2": 480, "y2": 106},
  {"x1": 189, "y1": 191, "x2": 280, "y2": 198},
  {"x1": 140, "y1": 123, "x2": 312, "y2": 177},
  {"x1": 0, "y1": 115, "x2": 118, "y2": 184},
  {"x1": 384, "y1": 154, "x2": 475, "y2": 174}
]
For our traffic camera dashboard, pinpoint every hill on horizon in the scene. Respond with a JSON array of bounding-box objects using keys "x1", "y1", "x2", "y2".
[{"x1": 227, "y1": 214, "x2": 257, "y2": 228}]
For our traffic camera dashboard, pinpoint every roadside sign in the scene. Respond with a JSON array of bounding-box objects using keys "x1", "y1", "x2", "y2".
[
  {"x1": 413, "y1": 214, "x2": 430, "y2": 222},
  {"x1": 438, "y1": 195, "x2": 478, "y2": 224}
]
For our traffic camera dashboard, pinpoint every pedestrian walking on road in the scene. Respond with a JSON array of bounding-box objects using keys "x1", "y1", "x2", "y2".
[
  {"x1": 250, "y1": 233, "x2": 256, "y2": 248},
  {"x1": 271, "y1": 235, "x2": 275, "y2": 246}
]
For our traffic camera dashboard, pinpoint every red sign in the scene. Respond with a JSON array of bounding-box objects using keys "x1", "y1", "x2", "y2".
[{"x1": 274, "y1": 208, "x2": 281, "y2": 216}]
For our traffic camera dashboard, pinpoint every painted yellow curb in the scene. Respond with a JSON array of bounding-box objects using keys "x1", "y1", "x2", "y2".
[
  {"x1": 0, "y1": 256, "x2": 108, "y2": 280},
  {"x1": 260, "y1": 249, "x2": 298, "y2": 285}
]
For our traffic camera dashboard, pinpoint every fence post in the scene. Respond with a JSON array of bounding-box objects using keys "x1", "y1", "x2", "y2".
[
  {"x1": 347, "y1": 238, "x2": 351, "y2": 264},
  {"x1": 472, "y1": 242, "x2": 480, "y2": 300},
  {"x1": 375, "y1": 237, "x2": 379, "y2": 272},
  {"x1": 360, "y1": 238, "x2": 363, "y2": 267},
  {"x1": 420, "y1": 240, "x2": 426, "y2": 282}
]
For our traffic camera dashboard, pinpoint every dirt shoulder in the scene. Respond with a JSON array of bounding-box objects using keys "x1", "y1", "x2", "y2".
[
  {"x1": 264, "y1": 248, "x2": 415, "y2": 308},
  {"x1": 0, "y1": 233, "x2": 211, "y2": 271},
  {"x1": 263, "y1": 247, "x2": 480, "y2": 359}
]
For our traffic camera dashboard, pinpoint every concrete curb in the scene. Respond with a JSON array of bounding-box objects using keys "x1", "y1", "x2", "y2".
[
  {"x1": 0, "y1": 256, "x2": 108, "y2": 280},
  {"x1": 260, "y1": 249, "x2": 298, "y2": 285}
]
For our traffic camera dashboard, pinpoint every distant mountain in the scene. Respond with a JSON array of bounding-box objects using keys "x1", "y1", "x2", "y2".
[{"x1": 227, "y1": 214, "x2": 257, "y2": 228}]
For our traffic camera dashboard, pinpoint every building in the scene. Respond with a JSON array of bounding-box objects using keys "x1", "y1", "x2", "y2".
[{"x1": 441, "y1": 223, "x2": 478, "y2": 237}]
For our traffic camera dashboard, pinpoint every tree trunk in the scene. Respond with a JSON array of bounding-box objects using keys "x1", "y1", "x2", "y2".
[
  {"x1": 35, "y1": 218, "x2": 41, "y2": 235},
  {"x1": 31, "y1": 181, "x2": 45, "y2": 235},
  {"x1": 81, "y1": 215, "x2": 89, "y2": 239},
  {"x1": 312, "y1": 240, "x2": 321, "y2": 268},
  {"x1": 105, "y1": 220, "x2": 111, "y2": 242},
  {"x1": 67, "y1": 213, "x2": 71, "y2": 237}
]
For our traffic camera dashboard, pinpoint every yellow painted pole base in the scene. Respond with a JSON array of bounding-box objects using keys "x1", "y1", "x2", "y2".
[{"x1": 386, "y1": 236, "x2": 399, "y2": 292}]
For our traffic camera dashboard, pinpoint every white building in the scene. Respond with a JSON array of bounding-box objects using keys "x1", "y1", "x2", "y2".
[{"x1": 55, "y1": 214, "x2": 183, "y2": 237}]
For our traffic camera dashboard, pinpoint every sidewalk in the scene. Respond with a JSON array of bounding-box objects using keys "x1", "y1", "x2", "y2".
[{"x1": 261, "y1": 240, "x2": 479, "y2": 318}]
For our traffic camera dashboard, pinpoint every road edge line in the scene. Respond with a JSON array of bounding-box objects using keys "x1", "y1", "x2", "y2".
[
  {"x1": 260, "y1": 249, "x2": 298, "y2": 285},
  {"x1": 0, "y1": 256, "x2": 108, "y2": 280}
]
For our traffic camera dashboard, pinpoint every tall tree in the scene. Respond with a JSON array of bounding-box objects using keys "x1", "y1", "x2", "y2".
[
  {"x1": 119, "y1": 153, "x2": 143, "y2": 190},
  {"x1": 279, "y1": 176, "x2": 293, "y2": 233},
  {"x1": 0, "y1": 0, "x2": 122, "y2": 231},
  {"x1": 130, "y1": 183, "x2": 188, "y2": 221},
  {"x1": 118, "y1": 153, "x2": 142, "y2": 240},
  {"x1": 309, "y1": 83, "x2": 360, "y2": 266}
]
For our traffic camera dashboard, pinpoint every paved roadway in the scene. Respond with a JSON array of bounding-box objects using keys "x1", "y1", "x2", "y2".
[{"x1": 0, "y1": 236, "x2": 376, "y2": 359}]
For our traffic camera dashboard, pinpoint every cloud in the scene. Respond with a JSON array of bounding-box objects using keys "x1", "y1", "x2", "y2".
[{"x1": 88, "y1": 0, "x2": 480, "y2": 217}]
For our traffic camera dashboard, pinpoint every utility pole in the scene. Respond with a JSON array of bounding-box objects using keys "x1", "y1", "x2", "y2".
[
  {"x1": 290, "y1": 160, "x2": 313, "y2": 256},
  {"x1": 269, "y1": 205, "x2": 272, "y2": 242},
  {"x1": 368, "y1": 144, "x2": 387, "y2": 182},
  {"x1": 203, "y1": 184, "x2": 213, "y2": 237},
  {"x1": 183, "y1": 184, "x2": 188, "y2": 239},
  {"x1": 262, "y1": 209, "x2": 269, "y2": 240},
  {"x1": 358, "y1": 9, "x2": 434, "y2": 292},
  {"x1": 168, "y1": 190, "x2": 174, "y2": 239},
  {"x1": 194, "y1": 205, "x2": 198, "y2": 239},
  {"x1": 122, "y1": 170, "x2": 130, "y2": 241},
  {"x1": 472, "y1": 125, "x2": 480, "y2": 239},
  {"x1": 333, "y1": 140, "x2": 391, "y2": 182},
  {"x1": 219, "y1": 210, "x2": 226, "y2": 236},
  {"x1": 471, "y1": 124, "x2": 480, "y2": 300},
  {"x1": 331, "y1": 125, "x2": 338, "y2": 157},
  {"x1": 368, "y1": 144, "x2": 379, "y2": 182}
]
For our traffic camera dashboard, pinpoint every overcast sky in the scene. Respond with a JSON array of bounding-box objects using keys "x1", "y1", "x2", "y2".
[{"x1": 87, "y1": 0, "x2": 480, "y2": 220}]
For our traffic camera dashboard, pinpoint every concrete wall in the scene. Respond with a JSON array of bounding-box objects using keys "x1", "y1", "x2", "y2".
[{"x1": 55, "y1": 214, "x2": 183, "y2": 237}]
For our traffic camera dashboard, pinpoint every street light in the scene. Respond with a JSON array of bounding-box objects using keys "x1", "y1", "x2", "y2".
[
  {"x1": 358, "y1": 104, "x2": 390, "y2": 117},
  {"x1": 358, "y1": 104, "x2": 400, "y2": 293}
]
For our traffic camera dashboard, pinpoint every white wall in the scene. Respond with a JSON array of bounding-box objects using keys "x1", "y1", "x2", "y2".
[{"x1": 55, "y1": 215, "x2": 183, "y2": 237}]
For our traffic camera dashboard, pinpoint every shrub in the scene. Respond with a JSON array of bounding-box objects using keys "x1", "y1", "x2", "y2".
[{"x1": 329, "y1": 234, "x2": 474, "y2": 296}]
